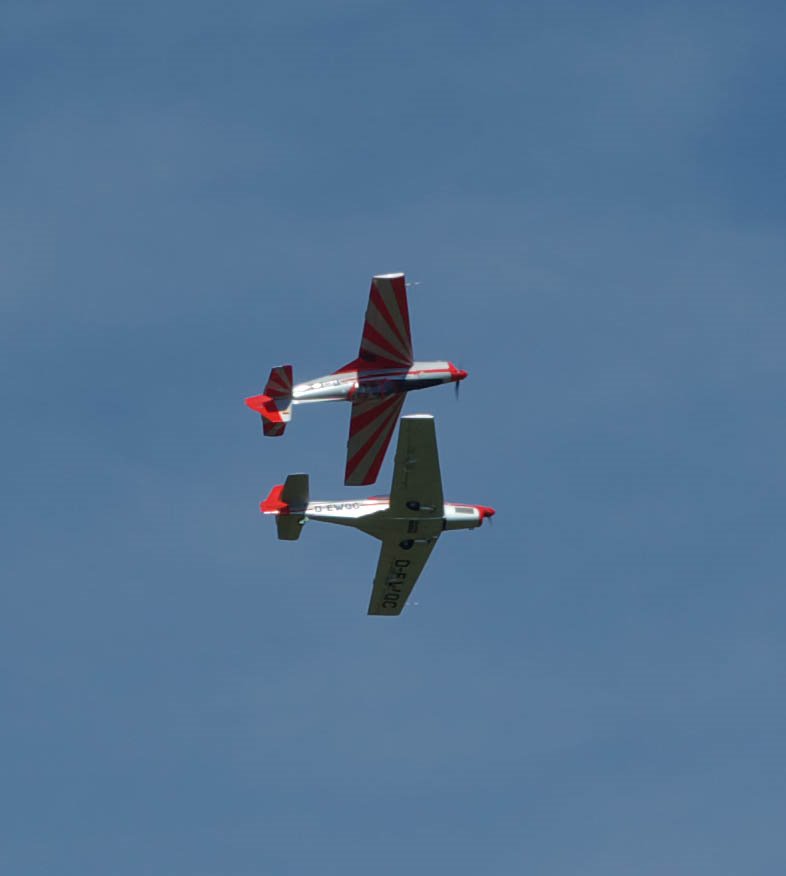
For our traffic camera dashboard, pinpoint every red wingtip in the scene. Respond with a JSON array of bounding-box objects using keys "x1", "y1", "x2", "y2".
[{"x1": 260, "y1": 484, "x2": 288, "y2": 514}]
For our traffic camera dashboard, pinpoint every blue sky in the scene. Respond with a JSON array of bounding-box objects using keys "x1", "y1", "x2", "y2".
[{"x1": 2, "y1": 2, "x2": 785, "y2": 873}]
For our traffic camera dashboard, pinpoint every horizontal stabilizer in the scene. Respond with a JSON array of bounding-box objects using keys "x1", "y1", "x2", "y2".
[
  {"x1": 264, "y1": 365, "x2": 293, "y2": 398},
  {"x1": 281, "y1": 473, "x2": 309, "y2": 508},
  {"x1": 245, "y1": 365, "x2": 293, "y2": 436},
  {"x1": 261, "y1": 474, "x2": 309, "y2": 540},
  {"x1": 276, "y1": 516, "x2": 304, "y2": 540},
  {"x1": 263, "y1": 419, "x2": 287, "y2": 437}
]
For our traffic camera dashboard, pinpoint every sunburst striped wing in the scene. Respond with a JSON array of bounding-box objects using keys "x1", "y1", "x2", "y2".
[
  {"x1": 345, "y1": 395, "x2": 406, "y2": 486},
  {"x1": 357, "y1": 274, "x2": 414, "y2": 370},
  {"x1": 368, "y1": 534, "x2": 439, "y2": 615}
]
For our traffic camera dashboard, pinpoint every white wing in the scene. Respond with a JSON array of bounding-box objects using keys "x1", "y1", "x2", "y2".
[
  {"x1": 387, "y1": 414, "x2": 444, "y2": 517},
  {"x1": 367, "y1": 535, "x2": 439, "y2": 616},
  {"x1": 367, "y1": 415, "x2": 445, "y2": 615}
]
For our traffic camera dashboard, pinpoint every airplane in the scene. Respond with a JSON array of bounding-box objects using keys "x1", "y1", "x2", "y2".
[
  {"x1": 260, "y1": 414, "x2": 495, "y2": 615},
  {"x1": 244, "y1": 273, "x2": 468, "y2": 486}
]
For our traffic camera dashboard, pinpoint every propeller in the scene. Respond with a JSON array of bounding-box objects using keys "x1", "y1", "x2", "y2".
[{"x1": 453, "y1": 364, "x2": 468, "y2": 400}]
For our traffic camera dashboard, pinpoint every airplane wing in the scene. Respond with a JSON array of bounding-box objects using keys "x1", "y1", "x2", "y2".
[
  {"x1": 367, "y1": 415, "x2": 445, "y2": 615},
  {"x1": 367, "y1": 534, "x2": 439, "y2": 615},
  {"x1": 387, "y1": 414, "x2": 444, "y2": 517},
  {"x1": 345, "y1": 395, "x2": 405, "y2": 486},
  {"x1": 357, "y1": 273, "x2": 414, "y2": 370}
]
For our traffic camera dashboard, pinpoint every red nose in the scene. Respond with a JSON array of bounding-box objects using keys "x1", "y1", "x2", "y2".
[
  {"x1": 454, "y1": 369, "x2": 468, "y2": 381},
  {"x1": 477, "y1": 506, "x2": 495, "y2": 521}
]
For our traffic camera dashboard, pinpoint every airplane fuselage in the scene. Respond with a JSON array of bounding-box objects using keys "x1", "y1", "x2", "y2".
[
  {"x1": 282, "y1": 497, "x2": 493, "y2": 542},
  {"x1": 292, "y1": 360, "x2": 466, "y2": 404}
]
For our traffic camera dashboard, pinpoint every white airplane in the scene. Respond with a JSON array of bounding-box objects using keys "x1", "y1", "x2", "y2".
[
  {"x1": 260, "y1": 415, "x2": 495, "y2": 615},
  {"x1": 245, "y1": 273, "x2": 468, "y2": 486}
]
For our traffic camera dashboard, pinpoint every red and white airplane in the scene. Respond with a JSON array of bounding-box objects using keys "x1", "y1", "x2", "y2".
[
  {"x1": 260, "y1": 415, "x2": 494, "y2": 615},
  {"x1": 245, "y1": 273, "x2": 468, "y2": 486}
]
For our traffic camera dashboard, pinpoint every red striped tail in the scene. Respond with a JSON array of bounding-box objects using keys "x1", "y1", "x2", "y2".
[
  {"x1": 263, "y1": 365, "x2": 293, "y2": 398},
  {"x1": 245, "y1": 365, "x2": 293, "y2": 436}
]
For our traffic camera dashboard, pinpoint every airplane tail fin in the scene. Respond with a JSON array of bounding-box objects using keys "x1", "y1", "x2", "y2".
[
  {"x1": 260, "y1": 473, "x2": 309, "y2": 540},
  {"x1": 245, "y1": 365, "x2": 293, "y2": 437}
]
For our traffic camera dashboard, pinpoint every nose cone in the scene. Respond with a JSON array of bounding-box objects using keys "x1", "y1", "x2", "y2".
[
  {"x1": 449, "y1": 362, "x2": 468, "y2": 382},
  {"x1": 478, "y1": 505, "x2": 495, "y2": 522}
]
